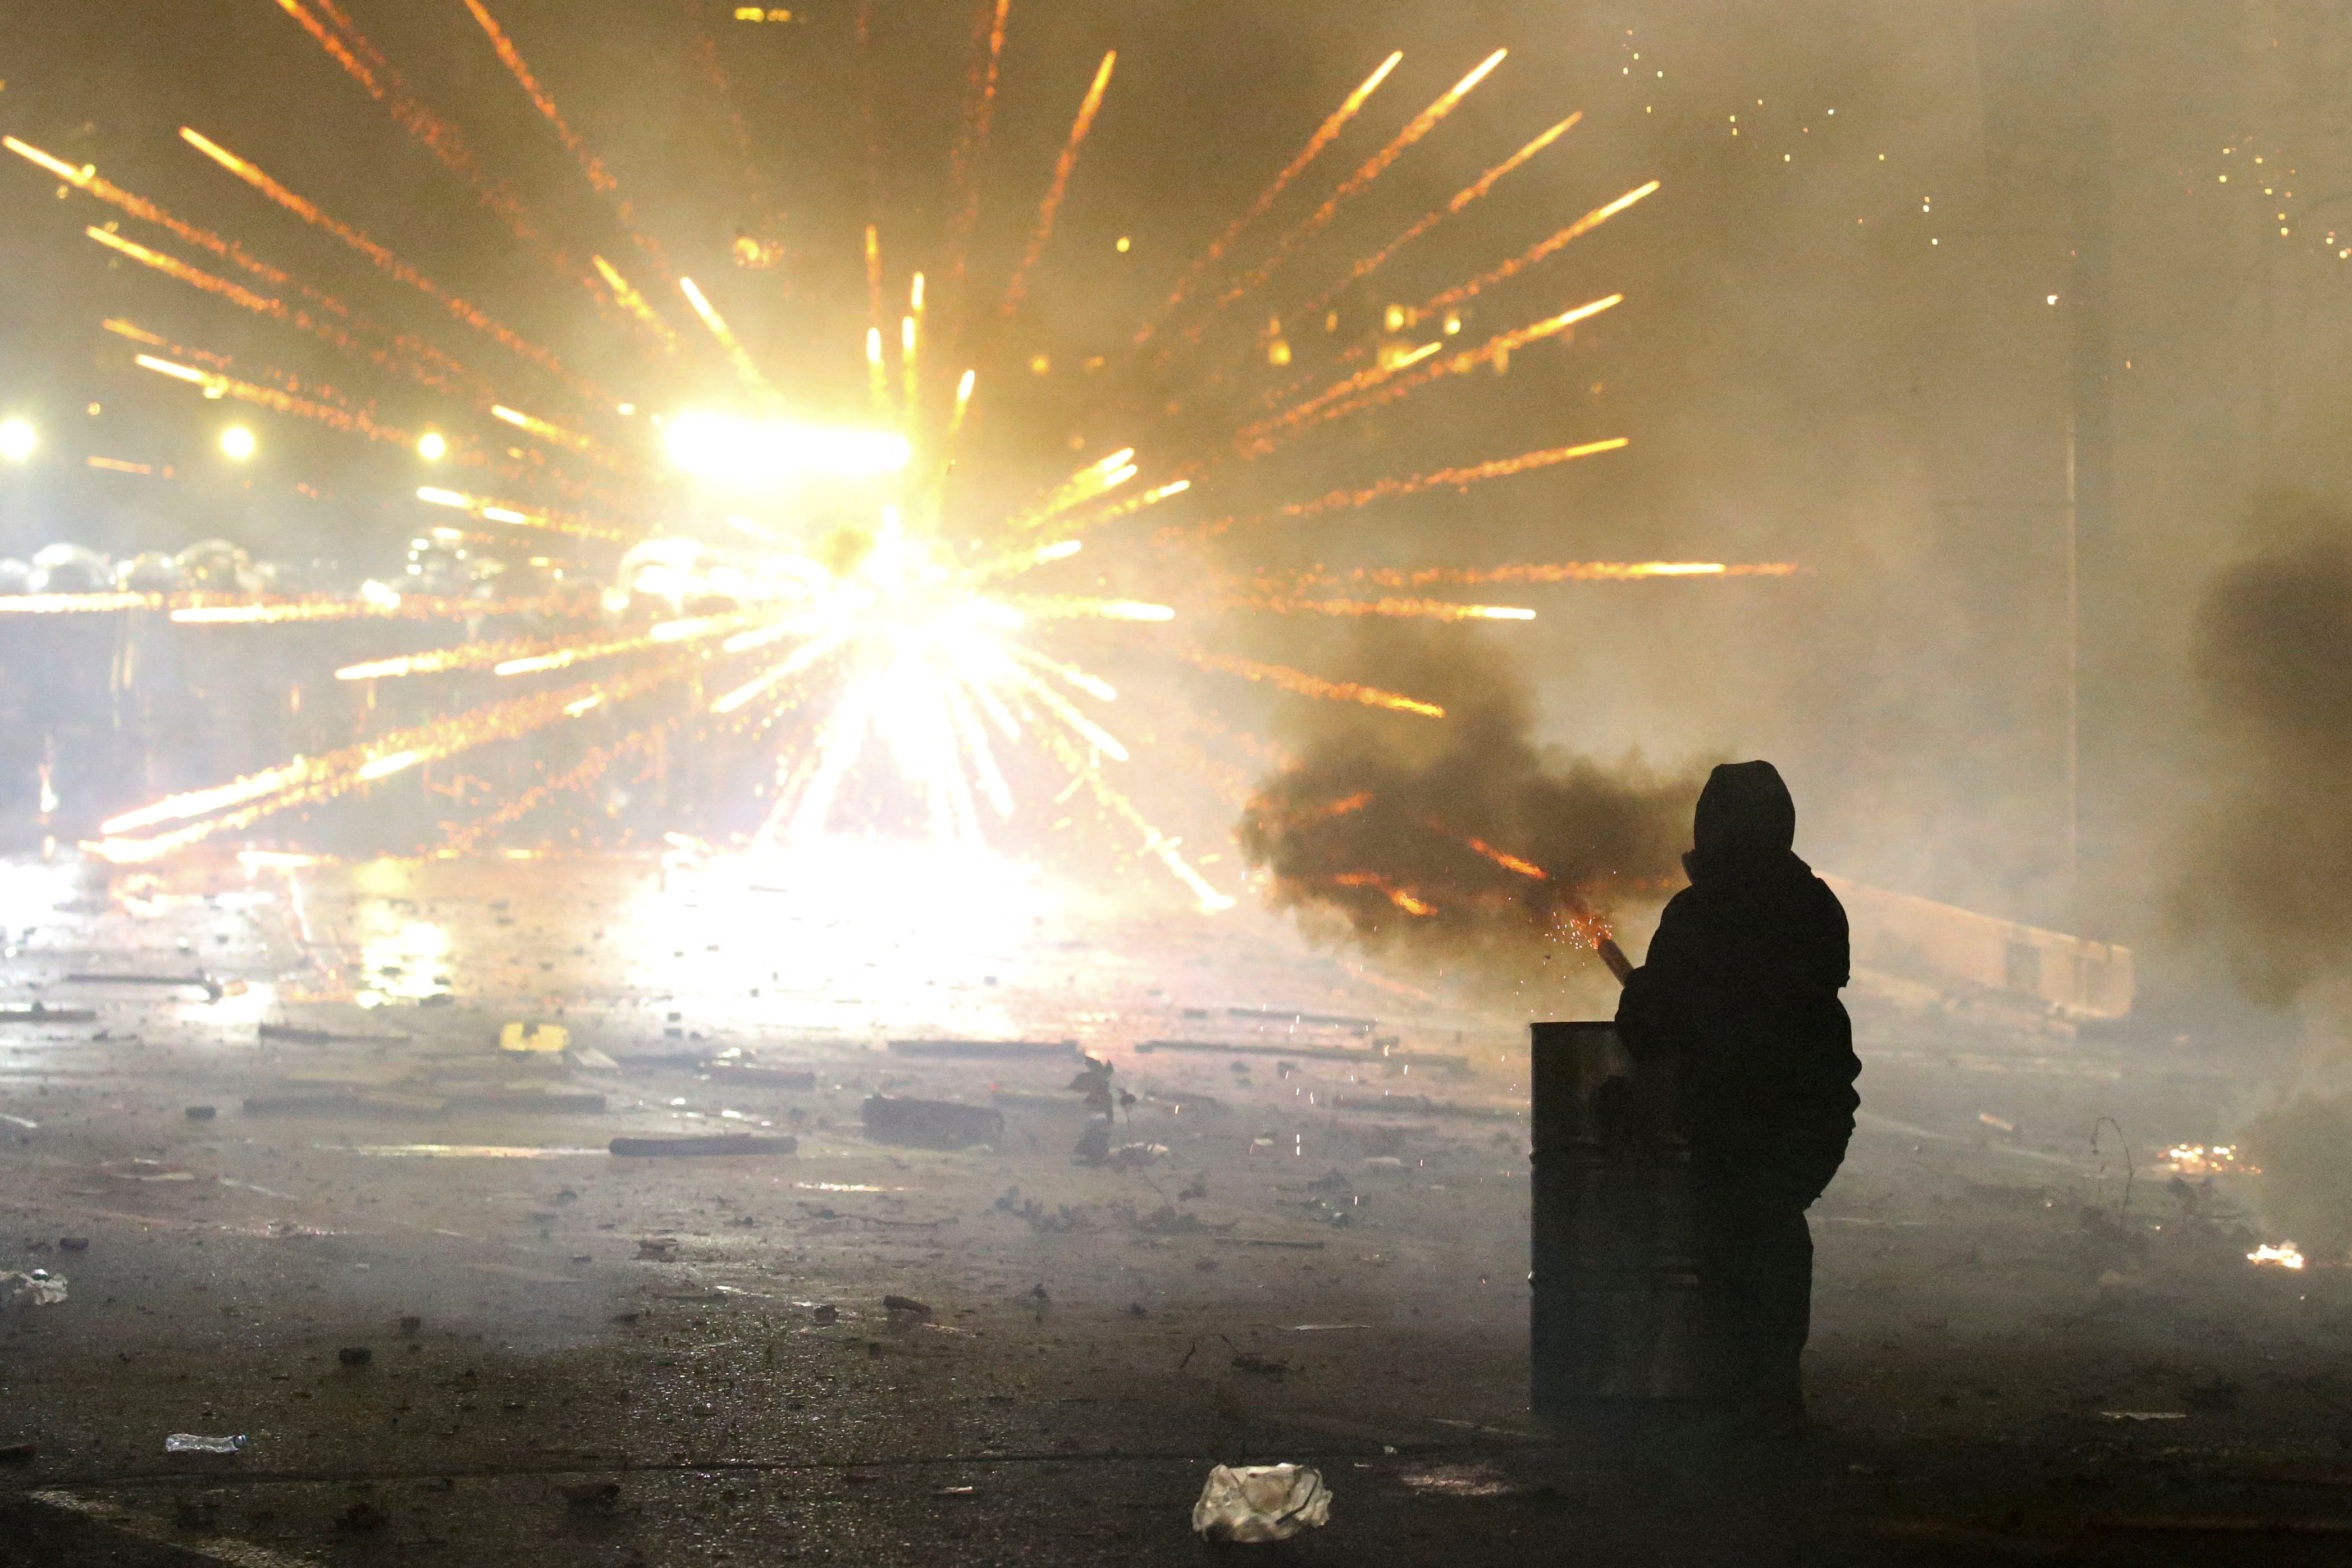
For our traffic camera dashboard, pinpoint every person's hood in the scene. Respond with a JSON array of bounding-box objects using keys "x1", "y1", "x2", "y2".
[{"x1": 1689, "y1": 760, "x2": 1796, "y2": 857}]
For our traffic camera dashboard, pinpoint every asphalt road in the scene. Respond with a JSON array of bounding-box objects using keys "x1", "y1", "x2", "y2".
[{"x1": 0, "y1": 848, "x2": 2343, "y2": 1566}]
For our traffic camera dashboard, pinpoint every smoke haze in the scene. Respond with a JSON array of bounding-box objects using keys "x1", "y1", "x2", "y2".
[
  {"x1": 2181, "y1": 498, "x2": 2352, "y2": 1009},
  {"x1": 1236, "y1": 627, "x2": 1701, "y2": 1002}
]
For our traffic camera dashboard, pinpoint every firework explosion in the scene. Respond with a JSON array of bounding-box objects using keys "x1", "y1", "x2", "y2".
[{"x1": 4, "y1": 4, "x2": 1797, "y2": 923}]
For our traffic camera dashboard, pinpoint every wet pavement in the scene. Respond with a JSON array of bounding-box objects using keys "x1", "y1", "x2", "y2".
[{"x1": 2, "y1": 847, "x2": 2349, "y2": 1565}]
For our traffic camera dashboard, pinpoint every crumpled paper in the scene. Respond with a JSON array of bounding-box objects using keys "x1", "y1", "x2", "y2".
[
  {"x1": 1191, "y1": 1463, "x2": 1332, "y2": 1543},
  {"x1": 3, "y1": 1270, "x2": 67, "y2": 1306}
]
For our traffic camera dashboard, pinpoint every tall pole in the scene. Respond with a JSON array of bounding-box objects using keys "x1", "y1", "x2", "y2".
[{"x1": 2063, "y1": 411, "x2": 2080, "y2": 932}]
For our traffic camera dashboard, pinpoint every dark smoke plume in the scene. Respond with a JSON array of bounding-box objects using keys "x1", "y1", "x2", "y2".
[
  {"x1": 2181, "y1": 498, "x2": 2352, "y2": 1005},
  {"x1": 1236, "y1": 632, "x2": 1701, "y2": 990}
]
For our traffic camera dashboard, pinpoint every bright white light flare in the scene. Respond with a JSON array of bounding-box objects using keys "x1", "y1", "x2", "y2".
[{"x1": 665, "y1": 413, "x2": 911, "y2": 484}]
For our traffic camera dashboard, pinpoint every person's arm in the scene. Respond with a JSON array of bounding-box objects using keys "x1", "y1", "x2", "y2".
[{"x1": 1614, "y1": 892, "x2": 1700, "y2": 1059}]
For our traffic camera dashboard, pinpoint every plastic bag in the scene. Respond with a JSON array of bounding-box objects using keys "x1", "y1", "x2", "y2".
[
  {"x1": 3, "y1": 1270, "x2": 66, "y2": 1307},
  {"x1": 1191, "y1": 1463, "x2": 1332, "y2": 1543}
]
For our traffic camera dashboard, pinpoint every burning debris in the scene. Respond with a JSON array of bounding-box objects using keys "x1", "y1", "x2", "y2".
[
  {"x1": 2155, "y1": 1144, "x2": 2259, "y2": 1177},
  {"x1": 2246, "y1": 1241, "x2": 2307, "y2": 1270}
]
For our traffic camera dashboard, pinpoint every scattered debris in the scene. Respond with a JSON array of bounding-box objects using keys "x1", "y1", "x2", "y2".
[
  {"x1": 993, "y1": 1188, "x2": 1084, "y2": 1232},
  {"x1": 499, "y1": 1022, "x2": 570, "y2": 1054},
  {"x1": 2101, "y1": 1411, "x2": 2189, "y2": 1421},
  {"x1": 63, "y1": 971, "x2": 238, "y2": 1002},
  {"x1": 636, "y1": 1238, "x2": 682, "y2": 1260},
  {"x1": 399, "y1": 1315, "x2": 422, "y2": 1337},
  {"x1": 883, "y1": 1294, "x2": 934, "y2": 1322},
  {"x1": 861, "y1": 1095, "x2": 1004, "y2": 1151},
  {"x1": 934, "y1": 1484, "x2": 976, "y2": 1497},
  {"x1": 55, "y1": 1238, "x2": 86, "y2": 1253},
  {"x1": 0, "y1": 1442, "x2": 34, "y2": 1462},
  {"x1": 812, "y1": 1305, "x2": 838, "y2": 1325},
  {"x1": 1230, "y1": 1351, "x2": 1291, "y2": 1378},
  {"x1": 163, "y1": 1433, "x2": 248, "y2": 1453},
  {"x1": 337, "y1": 1346, "x2": 372, "y2": 1368},
  {"x1": 184, "y1": 1105, "x2": 216, "y2": 1121},
  {"x1": 609, "y1": 1135, "x2": 797, "y2": 1158},
  {"x1": 1979, "y1": 1113, "x2": 2016, "y2": 1133},
  {"x1": 0, "y1": 1004, "x2": 95, "y2": 1022},
  {"x1": 1192, "y1": 1463, "x2": 1332, "y2": 1543}
]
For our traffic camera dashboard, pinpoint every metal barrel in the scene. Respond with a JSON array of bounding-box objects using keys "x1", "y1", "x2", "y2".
[{"x1": 1529, "y1": 1021, "x2": 1705, "y2": 1416}]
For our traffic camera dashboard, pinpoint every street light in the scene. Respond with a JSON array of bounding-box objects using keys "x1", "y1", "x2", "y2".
[
  {"x1": 0, "y1": 418, "x2": 32, "y2": 463},
  {"x1": 417, "y1": 431, "x2": 446, "y2": 461},
  {"x1": 220, "y1": 426, "x2": 255, "y2": 461}
]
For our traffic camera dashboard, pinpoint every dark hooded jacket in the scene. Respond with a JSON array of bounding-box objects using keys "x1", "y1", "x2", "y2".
[{"x1": 1615, "y1": 761, "x2": 1859, "y2": 1207}]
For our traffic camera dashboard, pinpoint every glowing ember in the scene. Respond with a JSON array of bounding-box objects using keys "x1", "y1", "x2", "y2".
[{"x1": 2158, "y1": 1144, "x2": 2261, "y2": 1176}]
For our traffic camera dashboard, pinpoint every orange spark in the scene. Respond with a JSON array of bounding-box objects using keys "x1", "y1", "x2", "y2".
[
  {"x1": 338, "y1": 614, "x2": 740, "y2": 682},
  {"x1": 264, "y1": 0, "x2": 602, "y2": 310},
  {"x1": 86, "y1": 226, "x2": 282, "y2": 317},
  {"x1": 133, "y1": 351, "x2": 414, "y2": 447},
  {"x1": 1202, "y1": 49, "x2": 1509, "y2": 326},
  {"x1": 1051, "y1": 478, "x2": 1193, "y2": 539},
  {"x1": 1331, "y1": 872, "x2": 1435, "y2": 916},
  {"x1": 1179, "y1": 648, "x2": 1445, "y2": 718},
  {"x1": 415, "y1": 483, "x2": 631, "y2": 543},
  {"x1": 88, "y1": 657, "x2": 696, "y2": 862},
  {"x1": 941, "y1": 0, "x2": 1013, "y2": 299},
  {"x1": 1295, "y1": 112, "x2": 1581, "y2": 323},
  {"x1": 167, "y1": 593, "x2": 597, "y2": 625},
  {"x1": 458, "y1": 0, "x2": 654, "y2": 259},
  {"x1": 435, "y1": 726, "x2": 664, "y2": 857},
  {"x1": 1002, "y1": 595, "x2": 1173, "y2": 621},
  {"x1": 488, "y1": 404, "x2": 614, "y2": 463},
  {"x1": 1001, "y1": 51, "x2": 1117, "y2": 316},
  {"x1": 1372, "y1": 560, "x2": 1800, "y2": 586},
  {"x1": 1242, "y1": 295, "x2": 1623, "y2": 454},
  {"x1": 678, "y1": 277, "x2": 774, "y2": 397},
  {"x1": 6, "y1": 135, "x2": 288, "y2": 285},
  {"x1": 1138, "y1": 51, "x2": 1401, "y2": 346},
  {"x1": 1463, "y1": 834, "x2": 1547, "y2": 879},
  {"x1": 24, "y1": 141, "x2": 489, "y2": 403},
  {"x1": 593, "y1": 257, "x2": 678, "y2": 350},
  {"x1": 1418, "y1": 180, "x2": 1659, "y2": 316},
  {"x1": 1218, "y1": 596, "x2": 1535, "y2": 621},
  {"x1": 177, "y1": 127, "x2": 601, "y2": 402},
  {"x1": 1193, "y1": 439, "x2": 1631, "y2": 538}
]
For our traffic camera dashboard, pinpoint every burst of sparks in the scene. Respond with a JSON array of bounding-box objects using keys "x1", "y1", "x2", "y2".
[{"x1": 26, "y1": 11, "x2": 1803, "y2": 916}]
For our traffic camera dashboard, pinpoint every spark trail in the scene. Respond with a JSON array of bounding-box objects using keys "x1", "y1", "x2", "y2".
[
  {"x1": 177, "y1": 128, "x2": 604, "y2": 401},
  {"x1": 1001, "y1": 51, "x2": 1117, "y2": 317},
  {"x1": 1136, "y1": 51, "x2": 1401, "y2": 346},
  {"x1": 1198, "y1": 49, "x2": 1509, "y2": 330}
]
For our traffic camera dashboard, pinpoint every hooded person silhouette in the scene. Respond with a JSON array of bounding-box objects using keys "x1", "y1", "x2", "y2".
[{"x1": 1615, "y1": 761, "x2": 1859, "y2": 1436}]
